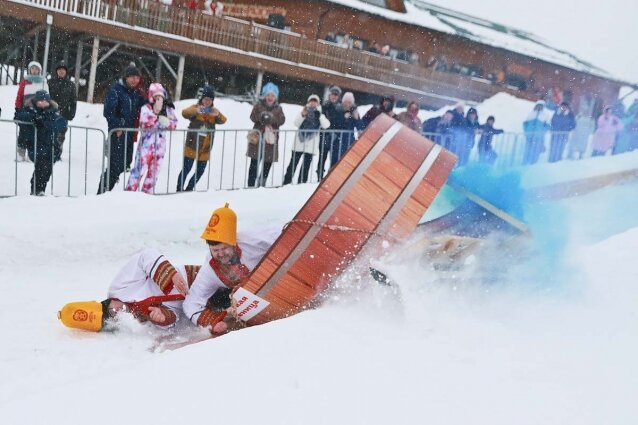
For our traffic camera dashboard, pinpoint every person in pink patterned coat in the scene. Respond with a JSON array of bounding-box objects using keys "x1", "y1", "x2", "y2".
[
  {"x1": 126, "y1": 83, "x2": 178, "y2": 193},
  {"x1": 591, "y1": 106, "x2": 624, "y2": 156}
]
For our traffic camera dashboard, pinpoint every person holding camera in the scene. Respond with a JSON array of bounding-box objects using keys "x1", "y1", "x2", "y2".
[
  {"x1": 283, "y1": 94, "x2": 331, "y2": 185},
  {"x1": 177, "y1": 85, "x2": 227, "y2": 192},
  {"x1": 126, "y1": 83, "x2": 177, "y2": 193},
  {"x1": 246, "y1": 82, "x2": 286, "y2": 187}
]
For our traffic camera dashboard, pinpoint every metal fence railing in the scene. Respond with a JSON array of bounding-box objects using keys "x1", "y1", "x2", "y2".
[{"x1": 2, "y1": 119, "x2": 628, "y2": 197}]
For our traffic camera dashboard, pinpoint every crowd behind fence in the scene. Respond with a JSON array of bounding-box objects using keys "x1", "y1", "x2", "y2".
[{"x1": 3, "y1": 119, "x2": 631, "y2": 198}]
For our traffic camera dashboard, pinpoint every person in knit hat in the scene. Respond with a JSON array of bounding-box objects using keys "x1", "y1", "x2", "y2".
[
  {"x1": 177, "y1": 84, "x2": 227, "y2": 192},
  {"x1": 126, "y1": 82, "x2": 178, "y2": 194},
  {"x1": 14, "y1": 90, "x2": 67, "y2": 195},
  {"x1": 283, "y1": 94, "x2": 331, "y2": 185},
  {"x1": 98, "y1": 63, "x2": 147, "y2": 194},
  {"x1": 246, "y1": 82, "x2": 286, "y2": 187},
  {"x1": 59, "y1": 248, "x2": 200, "y2": 332},
  {"x1": 183, "y1": 203, "x2": 280, "y2": 335},
  {"x1": 361, "y1": 94, "x2": 396, "y2": 130},
  {"x1": 336, "y1": 91, "x2": 363, "y2": 161},
  {"x1": 14, "y1": 61, "x2": 49, "y2": 162}
]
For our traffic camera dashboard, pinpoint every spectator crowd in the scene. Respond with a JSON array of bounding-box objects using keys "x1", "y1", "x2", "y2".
[{"x1": 10, "y1": 61, "x2": 638, "y2": 196}]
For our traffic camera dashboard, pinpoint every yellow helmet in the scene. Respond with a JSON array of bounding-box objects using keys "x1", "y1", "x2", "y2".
[
  {"x1": 58, "y1": 301, "x2": 105, "y2": 332},
  {"x1": 201, "y1": 203, "x2": 237, "y2": 246}
]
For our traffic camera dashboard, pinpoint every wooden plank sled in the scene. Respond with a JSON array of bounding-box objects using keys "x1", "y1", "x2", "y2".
[{"x1": 238, "y1": 114, "x2": 457, "y2": 326}]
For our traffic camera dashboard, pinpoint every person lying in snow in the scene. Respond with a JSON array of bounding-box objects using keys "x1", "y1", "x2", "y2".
[
  {"x1": 58, "y1": 248, "x2": 199, "y2": 332},
  {"x1": 182, "y1": 203, "x2": 279, "y2": 335}
]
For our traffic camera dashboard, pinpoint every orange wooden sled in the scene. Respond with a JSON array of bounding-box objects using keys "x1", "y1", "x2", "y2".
[{"x1": 238, "y1": 114, "x2": 457, "y2": 326}]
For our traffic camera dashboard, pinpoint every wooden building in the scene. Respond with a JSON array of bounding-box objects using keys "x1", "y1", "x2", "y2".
[{"x1": 0, "y1": 0, "x2": 630, "y2": 112}]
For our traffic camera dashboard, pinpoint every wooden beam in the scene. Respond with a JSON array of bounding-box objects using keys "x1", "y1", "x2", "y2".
[{"x1": 87, "y1": 36, "x2": 99, "y2": 103}]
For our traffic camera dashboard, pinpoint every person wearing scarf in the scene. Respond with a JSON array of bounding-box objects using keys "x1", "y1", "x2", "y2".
[{"x1": 183, "y1": 203, "x2": 279, "y2": 334}]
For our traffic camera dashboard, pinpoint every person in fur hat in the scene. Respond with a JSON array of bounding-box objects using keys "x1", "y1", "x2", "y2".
[
  {"x1": 176, "y1": 85, "x2": 227, "y2": 192},
  {"x1": 98, "y1": 64, "x2": 147, "y2": 194},
  {"x1": 59, "y1": 248, "x2": 198, "y2": 332},
  {"x1": 283, "y1": 94, "x2": 331, "y2": 185},
  {"x1": 246, "y1": 82, "x2": 286, "y2": 187},
  {"x1": 183, "y1": 203, "x2": 280, "y2": 335},
  {"x1": 14, "y1": 61, "x2": 49, "y2": 162},
  {"x1": 126, "y1": 82, "x2": 178, "y2": 193},
  {"x1": 361, "y1": 94, "x2": 396, "y2": 130},
  {"x1": 14, "y1": 90, "x2": 67, "y2": 196}
]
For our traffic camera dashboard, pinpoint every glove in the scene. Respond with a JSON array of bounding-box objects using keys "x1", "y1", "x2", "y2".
[
  {"x1": 260, "y1": 111, "x2": 273, "y2": 124},
  {"x1": 157, "y1": 115, "x2": 171, "y2": 127},
  {"x1": 33, "y1": 113, "x2": 45, "y2": 127}
]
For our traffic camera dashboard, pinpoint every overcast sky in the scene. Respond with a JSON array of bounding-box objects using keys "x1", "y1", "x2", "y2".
[{"x1": 422, "y1": 0, "x2": 637, "y2": 84}]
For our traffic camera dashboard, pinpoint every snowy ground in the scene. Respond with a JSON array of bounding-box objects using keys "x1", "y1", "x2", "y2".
[{"x1": 1, "y1": 86, "x2": 637, "y2": 424}]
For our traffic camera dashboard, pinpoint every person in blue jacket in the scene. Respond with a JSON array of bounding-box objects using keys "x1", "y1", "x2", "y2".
[
  {"x1": 522, "y1": 100, "x2": 553, "y2": 165},
  {"x1": 14, "y1": 90, "x2": 67, "y2": 195},
  {"x1": 98, "y1": 64, "x2": 146, "y2": 194}
]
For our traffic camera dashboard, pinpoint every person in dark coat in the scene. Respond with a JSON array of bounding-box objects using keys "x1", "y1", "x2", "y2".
[
  {"x1": 422, "y1": 110, "x2": 454, "y2": 147},
  {"x1": 47, "y1": 61, "x2": 77, "y2": 161},
  {"x1": 548, "y1": 102, "x2": 576, "y2": 162},
  {"x1": 14, "y1": 90, "x2": 67, "y2": 195},
  {"x1": 316, "y1": 85, "x2": 345, "y2": 180},
  {"x1": 624, "y1": 113, "x2": 638, "y2": 152},
  {"x1": 455, "y1": 107, "x2": 480, "y2": 166},
  {"x1": 477, "y1": 116, "x2": 504, "y2": 164},
  {"x1": 246, "y1": 82, "x2": 286, "y2": 187},
  {"x1": 361, "y1": 95, "x2": 396, "y2": 129},
  {"x1": 336, "y1": 92, "x2": 364, "y2": 162},
  {"x1": 98, "y1": 64, "x2": 146, "y2": 194}
]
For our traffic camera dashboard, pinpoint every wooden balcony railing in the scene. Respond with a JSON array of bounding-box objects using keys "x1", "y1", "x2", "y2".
[{"x1": 13, "y1": 0, "x2": 531, "y2": 103}]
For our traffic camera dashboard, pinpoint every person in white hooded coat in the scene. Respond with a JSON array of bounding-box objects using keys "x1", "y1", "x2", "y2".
[{"x1": 283, "y1": 94, "x2": 331, "y2": 185}]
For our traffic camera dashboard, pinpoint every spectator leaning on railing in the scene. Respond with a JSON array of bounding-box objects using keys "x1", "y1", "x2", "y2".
[
  {"x1": 396, "y1": 101, "x2": 422, "y2": 133},
  {"x1": 477, "y1": 116, "x2": 503, "y2": 164}
]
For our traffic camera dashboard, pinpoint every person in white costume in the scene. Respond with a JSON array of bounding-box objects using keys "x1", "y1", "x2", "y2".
[
  {"x1": 104, "y1": 248, "x2": 197, "y2": 328},
  {"x1": 59, "y1": 249, "x2": 201, "y2": 332},
  {"x1": 183, "y1": 203, "x2": 279, "y2": 334}
]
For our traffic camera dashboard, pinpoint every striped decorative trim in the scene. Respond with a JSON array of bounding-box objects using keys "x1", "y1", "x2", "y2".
[
  {"x1": 196, "y1": 308, "x2": 226, "y2": 330},
  {"x1": 153, "y1": 261, "x2": 178, "y2": 295},
  {"x1": 183, "y1": 265, "x2": 201, "y2": 288},
  {"x1": 149, "y1": 307, "x2": 177, "y2": 327}
]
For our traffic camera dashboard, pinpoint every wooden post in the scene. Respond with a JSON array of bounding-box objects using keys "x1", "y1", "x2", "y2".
[
  {"x1": 74, "y1": 41, "x2": 83, "y2": 95},
  {"x1": 87, "y1": 37, "x2": 99, "y2": 103},
  {"x1": 155, "y1": 56, "x2": 162, "y2": 82},
  {"x1": 174, "y1": 55, "x2": 185, "y2": 101},
  {"x1": 33, "y1": 31, "x2": 39, "y2": 61},
  {"x1": 42, "y1": 15, "x2": 53, "y2": 76},
  {"x1": 255, "y1": 70, "x2": 264, "y2": 99}
]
